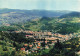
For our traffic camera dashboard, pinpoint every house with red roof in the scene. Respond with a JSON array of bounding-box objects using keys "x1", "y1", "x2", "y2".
[{"x1": 21, "y1": 48, "x2": 25, "y2": 51}]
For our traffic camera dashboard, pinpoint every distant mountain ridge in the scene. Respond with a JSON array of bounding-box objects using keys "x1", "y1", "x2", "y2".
[
  {"x1": 0, "y1": 8, "x2": 73, "y2": 24},
  {"x1": 0, "y1": 8, "x2": 72, "y2": 17}
]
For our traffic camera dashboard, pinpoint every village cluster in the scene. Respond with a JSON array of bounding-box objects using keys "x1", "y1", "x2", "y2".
[{"x1": 13, "y1": 30, "x2": 78, "y2": 54}]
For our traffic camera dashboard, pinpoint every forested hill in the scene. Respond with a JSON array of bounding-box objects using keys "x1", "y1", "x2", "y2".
[
  {"x1": 59, "y1": 12, "x2": 80, "y2": 18},
  {"x1": 0, "y1": 8, "x2": 71, "y2": 24}
]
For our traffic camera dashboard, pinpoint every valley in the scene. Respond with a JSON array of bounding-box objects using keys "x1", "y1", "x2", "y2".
[{"x1": 0, "y1": 9, "x2": 80, "y2": 56}]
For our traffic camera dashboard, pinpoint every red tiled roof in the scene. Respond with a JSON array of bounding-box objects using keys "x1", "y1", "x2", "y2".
[
  {"x1": 29, "y1": 45, "x2": 33, "y2": 47},
  {"x1": 24, "y1": 44, "x2": 28, "y2": 46},
  {"x1": 21, "y1": 48, "x2": 25, "y2": 50},
  {"x1": 26, "y1": 35, "x2": 31, "y2": 36},
  {"x1": 37, "y1": 46, "x2": 40, "y2": 48}
]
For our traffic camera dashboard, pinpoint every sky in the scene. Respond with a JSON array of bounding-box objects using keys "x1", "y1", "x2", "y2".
[{"x1": 0, "y1": 0, "x2": 80, "y2": 11}]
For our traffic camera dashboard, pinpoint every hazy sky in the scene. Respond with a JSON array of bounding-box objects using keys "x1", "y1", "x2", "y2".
[{"x1": 0, "y1": 0, "x2": 80, "y2": 11}]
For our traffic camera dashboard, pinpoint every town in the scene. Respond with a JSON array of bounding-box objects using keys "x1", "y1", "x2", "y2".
[{"x1": 2, "y1": 30, "x2": 80, "y2": 55}]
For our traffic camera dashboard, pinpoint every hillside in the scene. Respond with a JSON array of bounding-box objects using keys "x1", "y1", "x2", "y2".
[
  {"x1": 58, "y1": 12, "x2": 80, "y2": 23},
  {"x1": 1, "y1": 16, "x2": 79, "y2": 34}
]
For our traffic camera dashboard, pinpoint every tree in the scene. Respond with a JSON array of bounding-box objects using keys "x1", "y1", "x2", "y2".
[{"x1": 49, "y1": 39, "x2": 64, "y2": 56}]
